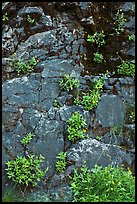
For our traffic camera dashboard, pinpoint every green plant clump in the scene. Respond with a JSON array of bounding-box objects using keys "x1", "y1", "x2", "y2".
[
  {"x1": 5, "y1": 154, "x2": 46, "y2": 187},
  {"x1": 70, "y1": 164, "x2": 135, "y2": 202},
  {"x1": 67, "y1": 111, "x2": 88, "y2": 142},
  {"x1": 117, "y1": 60, "x2": 135, "y2": 76},
  {"x1": 21, "y1": 133, "x2": 35, "y2": 147},
  {"x1": 59, "y1": 74, "x2": 79, "y2": 92},
  {"x1": 128, "y1": 33, "x2": 135, "y2": 41},
  {"x1": 87, "y1": 31, "x2": 105, "y2": 47},
  {"x1": 10, "y1": 55, "x2": 37, "y2": 74},
  {"x1": 93, "y1": 52, "x2": 104, "y2": 63},
  {"x1": 56, "y1": 151, "x2": 67, "y2": 173},
  {"x1": 74, "y1": 74, "x2": 106, "y2": 111},
  {"x1": 5, "y1": 133, "x2": 48, "y2": 188},
  {"x1": 114, "y1": 9, "x2": 126, "y2": 35}
]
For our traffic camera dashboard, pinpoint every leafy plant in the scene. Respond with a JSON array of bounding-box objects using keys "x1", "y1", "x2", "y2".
[
  {"x1": 27, "y1": 15, "x2": 35, "y2": 25},
  {"x1": 117, "y1": 60, "x2": 135, "y2": 76},
  {"x1": 59, "y1": 74, "x2": 79, "y2": 92},
  {"x1": 93, "y1": 52, "x2": 104, "y2": 63},
  {"x1": 21, "y1": 133, "x2": 35, "y2": 147},
  {"x1": 5, "y1": 154, "x2": 47, "y2": 187},
  {"x1": 56, "y1": 151, "x2": 67, "y2": 173},
  {"x1": 2, "y1": 12, "x2": 9, "y2": 23},
  {"x1": 69, "y1": 164, "x2": 135, "y2": 202},
  {"x1": 113, "y1": 9, "x2": 126, "y2": 35},
  {"x1": 10, "y1": 55, "x2": 37, "y2": 74},
  {"x1": 95, "y1": 135, "x2": 102, "y2": 141},
  {"x1": 74, "y1": 74, "x2": 106, "y2": 111},
  {"x1": 5, "y1": 133, "x2": 48, "y2": 188},
  {"x1": 53, "y1": 99, "x2": 60, "y2": 108},
  {"x1": 67, "y1": 111, "x2": 88, "y2": 142},
  {"x1": 87, "y1": 31, "x2": 105, "y2": 47},
  {"x1": 128, "y1": 33, "x2": 135, "y2": 41}
]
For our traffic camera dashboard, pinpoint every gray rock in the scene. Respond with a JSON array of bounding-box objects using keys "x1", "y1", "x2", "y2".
[
  {"x1": 96, "y1": 95, "x2": 125, "y2": 127},
  {"x1": 123, "y1": 16, "x2": 135, "y2": 29},
  {"x1": 67, "y1": 138, "x2": 134, "y2": 169},
  {"x1": 126, "y1": 46, "x2": 135, "y2": 57},
  {"x1": 48, "y1": 184, "x2": 73, "y2": 202},
  {"x1": 118, "y1": 86, "x2": 135, "y2": 105},
  {"x1": 29, "y1": 119, "x2": 65, "y2": 178},
  {"x1": 41, "y1": 58, "x2": 84, "y2": 78}
]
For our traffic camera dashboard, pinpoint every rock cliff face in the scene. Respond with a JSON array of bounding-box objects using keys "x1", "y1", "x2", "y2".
[{"x1": 2, "y1": 2, "x2": 135, "y2": 202}]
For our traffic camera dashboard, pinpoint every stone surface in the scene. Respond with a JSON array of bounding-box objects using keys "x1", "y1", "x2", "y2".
[
  {"x1": 67, "y1": 138, "x2": 134, "y2": 169},
  {"x1": 96, "y1": 95, "x2": 125, "y2": 127}
]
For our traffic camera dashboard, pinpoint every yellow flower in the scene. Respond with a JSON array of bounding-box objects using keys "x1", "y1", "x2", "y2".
[
  {"x1": 83, "y1": 160, "x2": 86, "y2": 163},
  {"x1": 83, "y1": 129, "x2": 87, "y2": 133},
  {"x1": 111, "y1": 188, "x2": 113, "y2": 191}
]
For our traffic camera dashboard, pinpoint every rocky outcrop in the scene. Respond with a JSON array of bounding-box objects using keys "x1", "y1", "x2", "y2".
[{"x1": 2, "y1": 2, "x2": 135, "y2": 202}]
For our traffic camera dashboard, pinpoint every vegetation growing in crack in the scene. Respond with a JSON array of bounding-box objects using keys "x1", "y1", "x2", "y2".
[
  {"x1": 113, "y1": 9, "x2": 126, "y2": 35},
  {"x1": 5, "y1": 133, "x2": 48, "y2": 188},
  {"x1": 59, "y1": 74, "x2": 79, "y2": 92},
  {"x1": 128, "y1": 33, "x2": 135, "y2": 41},
  {"x1": 27, "y1": 15, "x2": 36, "y2": 25},
  {"x1": 87, "y1": 31, "x2": 105, "y2": 47},
  {"x1": 93, "y1": 52, "x2": 104, "y2": 63},
  {"x1": 74, "y1": 73, "x2": 107, "y2": 111},
  {"x1": 67, "y1": 111, "x2": 88, "y2": 143},
  {"x1": 117, "y1": 60, "x2": 135, "y2": 76},
  {"x1": 69, "y1": 164, "x2": 135, "y2": 202},
  {"x1": 56, "y1": 151, "x2": 67, "y2": 173},
  {"x1": 2, "y1": 12, "x2": 9, "y2": 23},
  {"x1": 10, "y1": 54, "x2": 38, "y2": 75}
]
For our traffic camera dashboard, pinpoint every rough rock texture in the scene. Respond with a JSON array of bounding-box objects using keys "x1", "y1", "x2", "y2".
[{"x1": 2, "y1": 2, "x2": 135, "y2": 202}]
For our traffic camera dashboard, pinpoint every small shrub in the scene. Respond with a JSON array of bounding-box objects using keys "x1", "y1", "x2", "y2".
[
  {"x1": 10, "y1": 55, "x2": 37, "y2": 74},
  {"x1": 59, "y1": 74, "x2": 79, "y2": 92},
  {"x1": 69, "y1": 164, "x2": 135, "y2": 202},
  {"x1": 56, "y1": 151, "x2": 67, "y2": 173},
  {"x1": 113, "y1": 9, "x2": 126, "y2": 35},
  {"x1": 93, "y1": 52, "x2": 104, "y2": 63},
  {"x1": 5, "y1": 154, "x2": 47, "y2": 187},
  {"x1": 117, "y1": 60, "x2": 135, "y2": 76},
  {"x1": 87, "y1": 31, "x2": 105, "y2": 47},
  {"x1": 67, "y1": 112, "x2": 88, "y2": 142},
  {"x1": 74, "y1": 74, "x2": 106, "y2": 111},
  {"x1": 5, "y1": 133, "x2": 48, "y2": 188}
]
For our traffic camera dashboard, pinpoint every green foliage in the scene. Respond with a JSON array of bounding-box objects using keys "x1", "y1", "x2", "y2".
[
  {"x1": 53, "y1": 99, "x2": 60, "y2": 108},
  {"x1": 114, "y1": 9, "x2": 126, "y2": 35},
  {"x1": 93, "y1": 52, "x2": 104, "y2": 63},
  {"x1": 59, "y1": 74, "x2": 79, "y2": 92},
  {"x1": 21, "y1": 133, "x2": 35, "y2": 147},
  {"x1": 10, "y1": 55, "x2": 37, "y2": 74},
  {"x1": 117, "y1": 60, "x2": 135, "y2": 76},
  {"x1": 5, "y1": 133, "x2": 48, "y2": 188},
  {"x1": 87, "y1": 31, "x2": 105, "y2": 47},
  {"x1": 128, "y1": 33, "x2": 135, "y2": 41},
  {"x1": 81, "y1": 90, "x2": 100, "y2": 111},
  {"x1": 56, "y1": 151, "x2": 67, "y2": 173},
  {"x1": 67, "y1": 112, "x2": 88, "y2": 142},
  {"x1": 69, "y1": 164, "x2": 135, "y2": 202},
  {"x1": 27, "y1": 15, "x2": 35, "y2": 25},
  {"x1": 129, "y1": 110, "x2": 135, "y2": 123},
  {"x1": 6, "y1": 155, "x2": 47, "y2": 187},
  {"x1": 95, "y1": 135, "x2": 102, "y2": 141},
  {"x1": 2, "y1": 12, "x2": 9, "y2": 23},
  {"x1": 74, "y1": 74, "x2": 106, "y2": 111}
]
